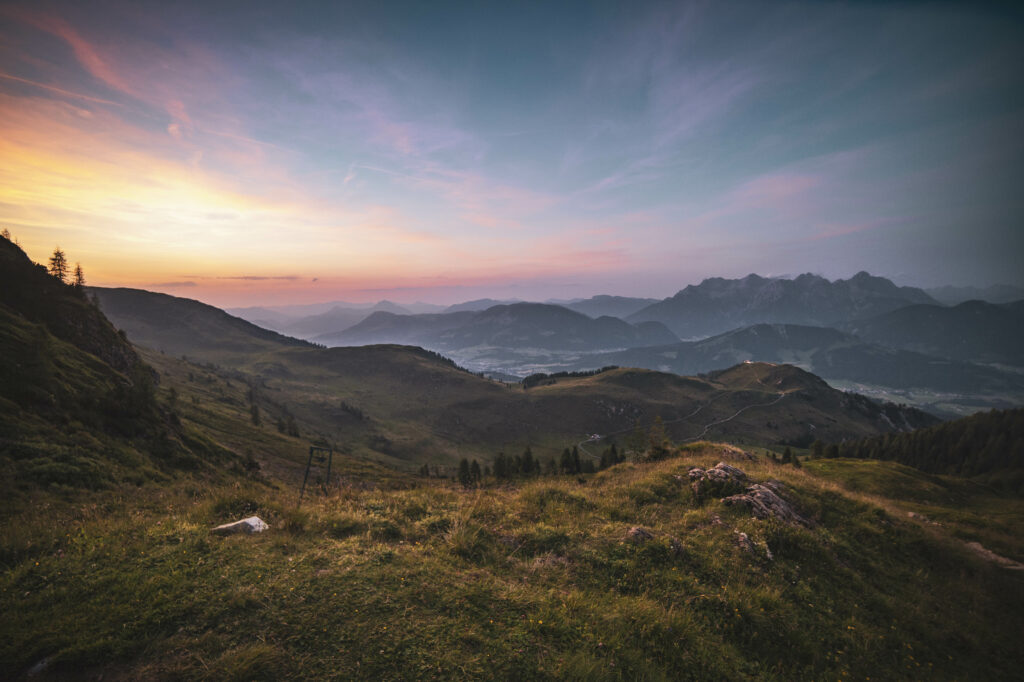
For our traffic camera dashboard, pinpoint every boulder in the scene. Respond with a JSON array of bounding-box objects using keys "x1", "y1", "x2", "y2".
[{"x1": 211, "y1": 516, "x2": 269, "y2": 535}]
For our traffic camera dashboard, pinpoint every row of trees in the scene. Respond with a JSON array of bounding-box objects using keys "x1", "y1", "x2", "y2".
[
  {"x1": 432, "y1": 441, "x2": 634, "y2": 488},
  {"x1": 829, "y1": 408, "x2": 1024, "y2": 478}
]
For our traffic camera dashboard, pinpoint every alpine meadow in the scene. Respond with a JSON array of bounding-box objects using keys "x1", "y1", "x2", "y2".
[{"x1": 2, "y1": 1, "x2": 1023, "y2": 680}]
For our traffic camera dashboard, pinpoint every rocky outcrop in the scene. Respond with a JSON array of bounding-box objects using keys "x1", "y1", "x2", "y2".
[
  {"x1": 723, "y1": 481, "x2": 809, "y2": 527},
  {"x1": 688, "y1": 463, "x2": 808, "y2": 526},
  {"x1": 687, "y1": 462, "x2": 749, "y2": 498}
]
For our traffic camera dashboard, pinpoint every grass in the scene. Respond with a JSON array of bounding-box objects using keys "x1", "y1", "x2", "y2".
[{"x1": 2, "y1": 447, "x2": 1022, "y2": 680}]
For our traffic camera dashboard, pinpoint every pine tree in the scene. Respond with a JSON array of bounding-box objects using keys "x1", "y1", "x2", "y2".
[
  {"x1": 73, "y1": 263, "x2": 86, "y2": 287},
  {"x1": 521, "y1": 447, "x2": 535, "y2": 476},
  {"x1": 470, "y1": 459, "x2": 482, "y2": 485},
  {"x1": 493, "y1": 453, "x2": 507, "y2": 479},
  {"x1": 1, "y1": 228, "x2": 10, "y2": 241},
  {"x1": 811, "y1": 440, "x2": 825, "y2": 459},
  {"x1": 457, "y1": 458, "x2": 471, "y2": 488},
  {"x1": 560, "y1": 448, "x2": 573, "y2": 474},
  {"x1": 782, "y1": 446, "x2": 793, "y2": 464},
  {"x1": 48, "y1": 247, "x2": 69, "y2": 283},
  {"x1": 572, "y1": 446, "x2": 581, "y2": 474}
]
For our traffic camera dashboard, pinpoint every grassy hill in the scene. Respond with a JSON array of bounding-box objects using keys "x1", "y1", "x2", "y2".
[
  {"x1": 828, "y1": 408, "x2": 1024, "y2": 494},
  {"x1": 89, "y1": 287, "x2": 312, "y2": 362},
  {"x1": 1, "y1": 446, "x2": 1021, "y2": 679}
]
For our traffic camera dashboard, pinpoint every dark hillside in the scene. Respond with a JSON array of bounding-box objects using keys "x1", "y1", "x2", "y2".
[
  {"x1": 0, "y1": 239, "x2": 238, "y2": 497},
  {"x1": 831, "y1": 408, "x2": 1024, "y2": 493},
  {"x1": 844, "y1": 300, "x2": 1024, "y2": 366},
  {"x1": 1, "y1": 239, "x2": 140, "y2": 375},
  {"x1": 90, "y1": 286, "x2": 312, "y2": 361}
]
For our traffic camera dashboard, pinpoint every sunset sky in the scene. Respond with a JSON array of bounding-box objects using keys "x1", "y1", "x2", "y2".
[{"x1": 1, "y1": 1, "x2": 1022, "y2": 307}]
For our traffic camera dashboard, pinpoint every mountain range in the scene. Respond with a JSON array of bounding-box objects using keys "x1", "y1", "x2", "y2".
[
  {"x1": 561, "y1": 323, "x2": 1024, "y2": 398},
  {"x1": 317, "y1": 302, "x2": 679, "y2": 352},
  {"x1": 626, "y1": 271, "x2": 936, "y2": 338}
]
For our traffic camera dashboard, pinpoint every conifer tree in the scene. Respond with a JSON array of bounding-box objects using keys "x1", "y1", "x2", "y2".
[
  {"x1": 560, "y1": 448, "x2": 573, "y2": 474},
  {"x1": 457, "y1": 458, "x2": 471, "y2": 488},
  {"x1": 73, "y1": 263, "x2": 86, "y2": 287},
  {"x1": 48, "y1": 247, "x2": 68, "y2": 283},
  {"x1": 470, "y1": 459, "x2": 482, "y2": 485},
  {"x1": 1, "y1": 227, "x2": 10, "y2": 240},
  {"x1": 521, "y1": 446, "x2": 535, "y2": 475},
  {"x1": 572, "y1": 446, "x2": 581, "y2": 474}
]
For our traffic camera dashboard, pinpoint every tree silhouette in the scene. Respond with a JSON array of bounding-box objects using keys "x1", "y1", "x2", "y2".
[
  {"x1": 73, "y1": 263, "x2": 86, "y2": 288},
  {"x1": 49, "y1": 247, "x2": 68, "y2": 283},
  {"x1": 1, "y1": 228, "x2": 10, "y2": 241}
]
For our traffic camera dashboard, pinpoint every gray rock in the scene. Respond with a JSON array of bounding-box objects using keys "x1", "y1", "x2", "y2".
[
  {"x1": 689, "y1": 462, "x2": 748, "y2": 497},
  {"x1": 211, "y1": 516, "x2": 269, "y2": 535},
  {"x1": 626, "y1": 526, "x2": 655, "y2": 543},
  {"x1": 723, "y1": 483, "x2": 808, "y2": 527}
]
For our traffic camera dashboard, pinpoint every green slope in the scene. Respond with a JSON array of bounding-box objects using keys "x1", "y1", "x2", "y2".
[{"x1": 1, "y1": 448, "x2": 1021, "y2": 680}]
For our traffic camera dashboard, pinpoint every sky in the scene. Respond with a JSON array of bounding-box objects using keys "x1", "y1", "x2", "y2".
[{"x1": 1, "y1": 0, "x2": 1022, "y2": 307}]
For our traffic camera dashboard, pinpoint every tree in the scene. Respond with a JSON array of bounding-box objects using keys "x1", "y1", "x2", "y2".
[
  {"x1": 521, "y1": 446, "x2": 535, "y2": 476},
  {"x1": 73, "y1": 263, "x2": 86, "y2": 287},
  {"x1": 1, "y1": 228, "x2": 10, "y2": 241},
  {"x1": 48, "y1": 247, "x2": 68, "y2": 283},
  {"x1": 470, "y1": 459, "x2": 482, "y2": 485},
  {"x1": 572, "y1": 446, "x2": 581, "y2": 474},
  {"x1": 493, "y1": 452, "x2": 508, "y2": 479},
  {"x1": 457, "y1": 458, "x2": 471, "y2": 488},
  {"x1": 781, "y1": 446, "x2": 793, "y2": 464},
  {"x1": 560, "y1": 448, "x2": 573, "y2": 474},
  {"x1": 811, "y1": 440, "x2": 825, "y2": 459}
]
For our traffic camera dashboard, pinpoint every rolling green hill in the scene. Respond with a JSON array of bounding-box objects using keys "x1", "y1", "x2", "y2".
[{"x1": 2, "y1": 446, "x2": 1022, "y2": 679}]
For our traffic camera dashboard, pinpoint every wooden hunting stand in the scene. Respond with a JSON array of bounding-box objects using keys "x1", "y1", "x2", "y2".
[{"x1": 300, "y1": 445, "x2": 333, "y2": 498}]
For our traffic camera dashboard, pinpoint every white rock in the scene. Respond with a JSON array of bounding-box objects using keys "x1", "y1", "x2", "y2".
[{"x1": 211, "y1": 516, "x2": 269, "y2": 535}]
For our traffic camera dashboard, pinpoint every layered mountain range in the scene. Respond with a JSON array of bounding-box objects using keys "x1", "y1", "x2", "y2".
[{"x1": 160, "y1": 271, "x2": 1024, "y2": 415}]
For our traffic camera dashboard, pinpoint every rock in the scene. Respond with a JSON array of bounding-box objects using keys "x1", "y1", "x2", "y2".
[
  {"x1": 689, "y1": 462, "x2": 748, "y2": 497},
  {"x1": 735, "y1": 531, "x2": 755, "y2": 553},
  {"x1": 626, "y1": 526, "x2": 655, "y2": 543},
  {"x1": 211, "y1": 516, "x2": 269, "y2": 535},
  {"x1": 722, "y1": 483, "x2": 808, "y2": 527}
]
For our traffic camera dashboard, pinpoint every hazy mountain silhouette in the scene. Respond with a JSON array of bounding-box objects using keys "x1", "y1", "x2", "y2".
[
  {"x1": 627, "y1": 272, "x2": 936, "y2": 338},
  {"x1": 562, "y1": 295, "x2": 660, "y2": 319},
  {"x1": 926, "y1": 284, "x2": 1024, "y2": 305},
  {"x1": 317, "y1": 303, "x2": 678, "y2": 351},
  {"x1": 844, "y1": 300, "x2": 1024, "y2": 366},
  {"x1": 565, "y1": 323, "x2": 1024, "y2": 395}
]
